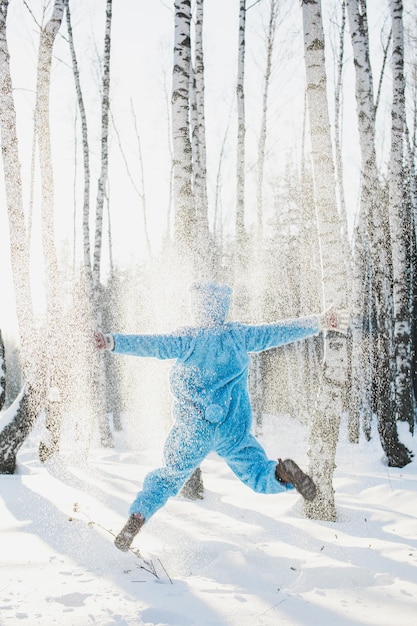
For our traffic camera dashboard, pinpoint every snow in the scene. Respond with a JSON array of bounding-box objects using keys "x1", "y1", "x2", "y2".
[{"x1": 1, "y1": 415, "x2": 416, "y2": 626}]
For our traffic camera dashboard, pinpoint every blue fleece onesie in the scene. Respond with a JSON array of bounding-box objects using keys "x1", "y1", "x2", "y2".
[{"x1": 110, "y1": 283, "x2": 320, "y2": 521}]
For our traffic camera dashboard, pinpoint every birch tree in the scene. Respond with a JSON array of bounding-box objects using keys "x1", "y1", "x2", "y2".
[
  {"x1": 236, "y1": 0, "x2": 246, "y2": 247},
  {"x1": 256, "y1": 0, "x2": 278, "y2": 239},
  {"x1": 65, "y1": 0, "x2": 91, "y2": 276},
  {"x1": 333, "y1": 2, "x2": 347, "y2": 230},
  {"x1": 301, "y1": 0, "x2": 349, "y2": 522},
  {"x1": 191, "y1": 0, "x2": 210, "y2": 272},
  {"x1": 346, "y1": 0, "x2": 411, "y2": 464},
  {"x1": 172, "y1": 0, "x2": 203, "y2": 499},
  {"x1": 249, "y1": 0, "x2": 279, "y2": 433},
  {"x1": 30, "y1": 0, "x2": 66, "y2": 461},
  {"x1": 172, "y1": 0, "x2": 195, "y2": 265},
  {"x1": 92, "y1": 0, "x2": 113, "y2": 447},
  {"x1": 0, "y1": 0, "x2": 39, "y2": 472},
  {"x1": 92, "y1": 0, "x2": 112, "y2": 296},
  {"x1": 387, "y1": 0, "x2": 414, "y2": 431},
  {"x1": 33, "y1": 0, "x2": 64, "y2": 307},
  {"x1": 0, "y1": 330, "x2": 5, "y2": 411}
]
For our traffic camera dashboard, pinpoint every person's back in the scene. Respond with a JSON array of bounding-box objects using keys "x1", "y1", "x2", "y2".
[
  {"x1": 94, "y1": 281, "x2": 349, "y2": 552},
  {"x1": 169, "y1": 323, "x2": 250, "y2": 425}
]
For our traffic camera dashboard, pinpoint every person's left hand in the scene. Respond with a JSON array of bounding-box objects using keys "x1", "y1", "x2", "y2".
[
  {"x1": 94, "y1": 330, "x2": 114, "y2": 350},
  {"x1": 319, "y1": 306, "x2": 349, "y2": 334}
]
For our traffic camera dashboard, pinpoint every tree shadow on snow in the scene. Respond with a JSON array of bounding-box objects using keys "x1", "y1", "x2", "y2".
[{"x1": 3, "y1": 476, "x2": 226, "y2": 626}]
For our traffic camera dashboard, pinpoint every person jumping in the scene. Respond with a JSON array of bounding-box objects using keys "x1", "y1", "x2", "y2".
[{"x1": 94, "y1": 282, "x2": 348, "y2": 552}]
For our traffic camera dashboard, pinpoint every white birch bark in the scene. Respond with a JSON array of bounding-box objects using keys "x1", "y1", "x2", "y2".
[
  {"x1": 346, "y1": 0, "x2": 376, "y2": 444},
  {"x1": 301, "y1": 0, "x2": 349, "y2": 522},
  {"x1": 65, "y1": 0, "x2": 91, "y2": 276},
  {"x1": 193, "y1": 0, "x2": 210, "y2": 264},
  {"x1": 173, "y1": 1, "x2": 202, "y2": 498},
  {"x1": 333, "y1": 2, "x2": 349, "y2": 240},
  {"x1": 92, "y1": 0, "x2": 112, "y2": 293},
  {"x1": 388, "y1": 0, "x2": 413, "y2": 428},
  {"x1": 0, "y1": 330, "x2": 5, "y2": 411},
  {"x1": 256, "y1": 0, "x2": 277, "y2": 239},
  {"x1": 34, "y1": 0, "x2": 64, "y2": 300},
  {"x1": 0, "y1": 1, "x2": 38, "y2": 472},
  {"x1": 0, "y1": 2, "x2": 34, "y2": 350},
  {"x1": 90, "y1": 0, "x2": 113, "y2": 448},
  {"x1": 346, "y1": 0, "x2": 411, "y2": 464},
  {"x1": 172, "y1": 0, "x2": 195, "y2": 262},
  {"x1": 236, "y1": 0, "x2": 246, "y2": 244},
  {"x1": 33, "y1": 0, "x2": 65, "y2": 461}
]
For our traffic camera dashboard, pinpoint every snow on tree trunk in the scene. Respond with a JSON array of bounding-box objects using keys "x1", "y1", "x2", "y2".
[
  {"x1": 34, "y1": 0, "x2": 64, "y2": 301},
  {"x1": 172, "y1": 0, "x2": 195, "y2": 266},
  {"x1": 0, "y1": 1, "x2": 39, "y2": 472},
  {"x1": 0, "y1": 2, "x2": 34, "y2": 352},
  {"x1": 388, "y1": 0, "x2": 414, "y2": 430},
  {"x1": 346, "y1": 0, "x2": 411, "y2": 465},
  {"x1": 33, "y1": 0, "x2": 66, "y2": 462},
  {"x1": 301, "y1": 0, "x2": 349, "y2": 522}
]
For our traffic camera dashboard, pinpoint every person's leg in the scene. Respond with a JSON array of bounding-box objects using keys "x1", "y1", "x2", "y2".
[
  {"x1": 217, "y1": 431, "x2": 289, "y2": 494},
  {"x1": 129, "y1": 418, "x2": 214, "y2": 518},
  {"x1": 115, "y1": 418, "x2": 214, "y2": 551},
  {"x1": 218, "y1": 431, "x2": 316, "y2": 500}
]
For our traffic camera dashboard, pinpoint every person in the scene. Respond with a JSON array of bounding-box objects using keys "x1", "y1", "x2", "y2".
[{"x1": 94, "y1": 282, "x2": 349, "y2": 552}]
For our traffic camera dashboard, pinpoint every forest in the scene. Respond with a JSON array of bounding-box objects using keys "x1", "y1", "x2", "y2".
[{"x1": 0, "y1": 0, "x2": 416, "y2": 529}]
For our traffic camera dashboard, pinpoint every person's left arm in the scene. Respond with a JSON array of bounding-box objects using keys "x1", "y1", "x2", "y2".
[
  {"x1": 242, "y1": 316, "x2": 321, "y2": 353},
  {"x1": 94, "y1": 330, "x2": 192, "y2": 360},
  {"x1": 242, "y1": 306, "x2": 349, "y2": 353}
]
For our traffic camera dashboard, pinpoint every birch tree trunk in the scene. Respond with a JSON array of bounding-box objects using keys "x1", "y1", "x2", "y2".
[
  {"x1": 256, "y1": 0, "x2": 277, "y2": 239},
  {"x1": 173, "y1": 1, "x2": 203, "y2": 499},
  {"x1": 301, "y1": 0, "x2": 349, "y2": 522},
  {"x1": 0, "y1": 0, "x2": 38, "y2": 472},
  {"x1": 192, "y1": 0, "x2": 210, "y2": 273},
  {"x1": 92, "y1": 0, "x2": 112, "y2": 294},
  {"x1": 33, "y1": 0, "x2": 66, "y2": 462},
  {"x1": 236, "y1": 0, "x2": 246, "y2": 246},
  {"x1": 172, "y1": 0, "x2": 195, "y2": 265},
  {"x1": 0, "y1": 330, "x2": 5, "y2": 411},
  {"x1": 387, "y1": 0, "x2": 414, "y2": 431},
  {"x1": 92, "y1": 0, "x2": 113, "y2": 447},
  {"x1": 65, "y1": 0, "x2": 91, "y2": 276},
  {"x1": 34, "y1": 0, "x2": 64, "y2": 304},
  {"x1": 346, "y1": 0, "x2": 411, "y2": 465},
  {"x1": 333, "y1": 2, "x2": 348, "y2": 236},
  {"x1": 248, "y1": 0, "x2": 278, "y2": 434}
]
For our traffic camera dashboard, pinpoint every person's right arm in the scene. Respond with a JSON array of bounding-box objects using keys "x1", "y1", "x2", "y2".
[{"x1": 94, "y1": 330, "x2": 191, "y2": 360}]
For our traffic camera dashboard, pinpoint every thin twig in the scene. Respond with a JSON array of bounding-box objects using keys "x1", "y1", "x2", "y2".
[{"x1": 73, "y1": 503, "x2": 173, "y2": 582}]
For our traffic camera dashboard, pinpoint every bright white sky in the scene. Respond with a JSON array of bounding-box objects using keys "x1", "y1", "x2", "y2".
[{"x1": 0, "y1": 0, "x2": 410, "y2": 338}]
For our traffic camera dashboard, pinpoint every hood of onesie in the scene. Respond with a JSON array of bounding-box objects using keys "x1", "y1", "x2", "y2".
[{"x1": 189, "y1": 282, "x2": 233, "y2": 326}]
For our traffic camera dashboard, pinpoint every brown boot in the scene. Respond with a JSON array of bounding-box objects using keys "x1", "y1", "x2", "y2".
[
  {"x1": 276, "y1": 458, "x2": 317, "y2": 501},
  {"x1": 114, "y1": 513, "x2": 145, "y2": 552}
]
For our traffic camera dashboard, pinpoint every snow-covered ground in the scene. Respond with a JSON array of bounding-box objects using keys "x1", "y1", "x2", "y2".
[{"x1": 1, "y1": 414, "x2": 416, "y2": 626}]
